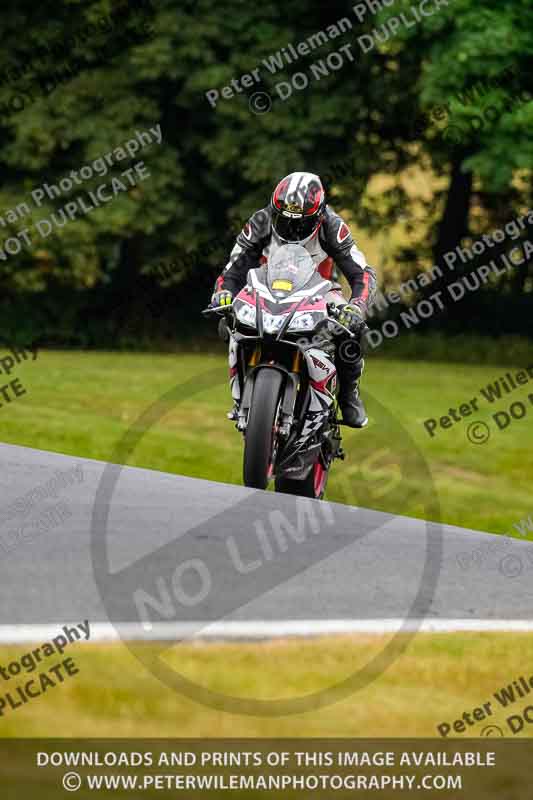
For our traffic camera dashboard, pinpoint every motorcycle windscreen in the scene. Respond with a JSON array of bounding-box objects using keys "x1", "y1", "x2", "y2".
[{"x1": 267, "y1": 244, "x2": 316, "y2": 297}]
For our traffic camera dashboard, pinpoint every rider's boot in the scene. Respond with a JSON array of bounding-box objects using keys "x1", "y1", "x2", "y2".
[
  {"x1": 338, "y1": 377, "x2": 368, "y2": 428},
  {"x1": 337, "y1": 353, "x2": 368, "y2": 428}
]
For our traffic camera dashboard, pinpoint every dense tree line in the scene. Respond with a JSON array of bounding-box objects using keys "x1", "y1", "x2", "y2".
[{"x1": 0, "y1": 0, "x2": 531, "y2": 346}]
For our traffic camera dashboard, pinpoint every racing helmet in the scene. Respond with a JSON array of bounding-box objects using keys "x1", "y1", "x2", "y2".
[{"x1": 271, "y1": 172, "x2": 325, "y2": 245}]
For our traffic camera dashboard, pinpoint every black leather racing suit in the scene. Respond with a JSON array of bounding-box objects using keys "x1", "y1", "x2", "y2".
[
  {"x1": 215, "y1": 205, "x2": 378, "y2": 414},
  {"x1": 215, "y1": 204, "x2": 377, "y2": 316}
]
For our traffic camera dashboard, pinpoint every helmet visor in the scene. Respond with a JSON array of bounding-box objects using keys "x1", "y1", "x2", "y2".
[{"x1": 272, "y1": 211, "x2": 319, "y2": 242}]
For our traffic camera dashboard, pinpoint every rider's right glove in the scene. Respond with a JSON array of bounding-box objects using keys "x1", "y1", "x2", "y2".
[{"x1": 211, "y1": 289, "x2": 233, "y2": 308}]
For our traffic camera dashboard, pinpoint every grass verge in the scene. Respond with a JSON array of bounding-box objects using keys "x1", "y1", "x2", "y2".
[
  {"x1": 0, "y1": 634, "x2": 531, "y2": 737},
  {"x1": 1, "y1": 348, "x2": 532, "y2": 534}
]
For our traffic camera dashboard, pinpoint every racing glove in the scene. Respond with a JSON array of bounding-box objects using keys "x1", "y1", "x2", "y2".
[
  {"x1": 211, "y1": 289, "x2": 233, "y2": 308},
  {"x1": 337, "y1": 303, "x2": 365, "y2": 333}
]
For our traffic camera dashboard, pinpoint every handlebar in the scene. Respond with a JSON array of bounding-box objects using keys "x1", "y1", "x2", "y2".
[
  {"x1": 201, "y1": 305, "x2": 234, "y2": 317},
  {"x1": 202, "y1": 302, "x2": 368, "y2": 343}
]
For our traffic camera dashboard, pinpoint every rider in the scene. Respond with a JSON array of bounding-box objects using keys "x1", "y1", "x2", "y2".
[{"x1": 211, "y1": 171, "x2": 377, "y2": 428}]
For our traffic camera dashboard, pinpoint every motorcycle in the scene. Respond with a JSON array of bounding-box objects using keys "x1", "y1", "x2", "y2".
[{"x1": 203, "y1": 244, "x2": 361, "y2": 499}]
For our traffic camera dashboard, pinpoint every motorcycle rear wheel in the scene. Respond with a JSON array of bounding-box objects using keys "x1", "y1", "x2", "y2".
[{"x1": 243, "y1": 368, "x2": 283, "y2": 490}]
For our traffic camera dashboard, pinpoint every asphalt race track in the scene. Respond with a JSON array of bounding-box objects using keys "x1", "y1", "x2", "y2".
[{"x1": 1, "y1": 443, "x2": 533, "y2": 640}]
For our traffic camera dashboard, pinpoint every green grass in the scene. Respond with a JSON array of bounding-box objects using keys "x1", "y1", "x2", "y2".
[
  {"x1": 1, "y1": 349, "x2": 532, "y2": 746},
  {"x1": 1, "y1": 348, "x2": 532, "y2": 534},
  {"x1": 0, "y1": 634, "x2": 532, "y2": 738},
  {"x1": 370, "y1": 332, "x2": 533, "y2": 367}
]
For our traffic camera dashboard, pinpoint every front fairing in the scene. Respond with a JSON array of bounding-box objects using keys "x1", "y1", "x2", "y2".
[{"x1": 233, "y1": 267, "x2": 331, "y2": 336}]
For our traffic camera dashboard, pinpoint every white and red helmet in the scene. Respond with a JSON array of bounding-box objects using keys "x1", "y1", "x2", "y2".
[{"x1": 271, "y1": 172, "x2": 325, "y2": 245}]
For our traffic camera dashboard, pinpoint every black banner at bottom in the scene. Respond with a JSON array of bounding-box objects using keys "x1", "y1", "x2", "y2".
[{"x1": 0, "y1": 739, "x2": 529, "y2": 798}]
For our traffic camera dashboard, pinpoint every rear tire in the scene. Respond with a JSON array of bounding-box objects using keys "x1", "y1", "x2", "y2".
[{"x1": 243, "y1": 369, "x2": 284, "y2": 490}]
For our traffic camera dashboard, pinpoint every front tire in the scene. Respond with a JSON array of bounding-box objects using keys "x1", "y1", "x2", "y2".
[
  {"x1": 243, "y1": 369, "x2": 284, "y2": 490},
  {"x1": 275, "y1": 460, "x2": 329, "y2": 500}
]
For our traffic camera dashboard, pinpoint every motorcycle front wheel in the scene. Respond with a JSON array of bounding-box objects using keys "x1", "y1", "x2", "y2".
[
  {"x1": 275, "y1": 459, "x2": 329, "y2": 500},
  {"x1": 243, "y1": 368, "x2": 283, "y2": 490}
]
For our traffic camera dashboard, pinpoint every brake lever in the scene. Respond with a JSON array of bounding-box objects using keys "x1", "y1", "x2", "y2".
[
  {"x1": 327, "y1": 317, "x2": 356, "y2": 339},
  {"x1": 201, "y1": 305, "x2": 234, "y2": 317}
]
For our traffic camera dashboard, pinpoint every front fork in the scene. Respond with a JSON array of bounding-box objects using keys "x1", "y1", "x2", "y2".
[
  {"x1": 228, "y1": 334, "x2": 241, "y2": 406},
  {"x1": 278, "y1": 351, "x2": 301, "y2": 437},
  {"x1": 229, "y1": 336, "x2": 262, "y2": 432},
  {"x1": 228, "y1": 336, "x2": 301, "y2": 436}
]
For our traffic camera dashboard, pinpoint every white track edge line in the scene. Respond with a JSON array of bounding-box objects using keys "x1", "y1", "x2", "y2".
[{"x1": 1, "y1": 619, "x2": 533, "y2": 643}]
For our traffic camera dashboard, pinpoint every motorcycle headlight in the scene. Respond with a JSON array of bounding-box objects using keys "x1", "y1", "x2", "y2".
[
  {"x1": 235, "y1": 303, "x2": 257, "y2": 328},
  {"x1": 288, "y1": 312, "x2": 316, "y2": 331},
  {"x1": 262, "y1": 312, "x2": 286, "y2": 334}
]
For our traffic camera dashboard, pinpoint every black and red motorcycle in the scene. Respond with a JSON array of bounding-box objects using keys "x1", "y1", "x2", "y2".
[{"x1": 203, "y1": 244, "x2": 361, "y2": 499}]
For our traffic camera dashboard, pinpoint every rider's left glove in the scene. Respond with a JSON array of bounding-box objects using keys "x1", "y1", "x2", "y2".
[
  {"x1": 337, "y1": 302, "x2": 364, "y2": 332},
  {"x1": 211, "y1": 289, "x2": 233, "y2": 308}
]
